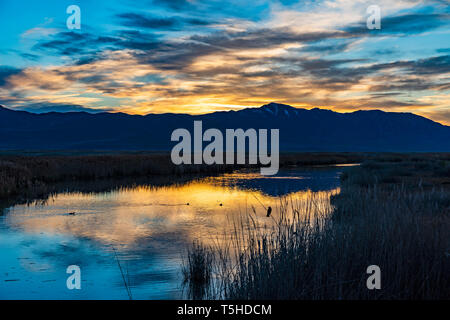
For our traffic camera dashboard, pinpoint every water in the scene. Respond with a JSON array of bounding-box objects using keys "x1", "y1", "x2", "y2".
[{"x1": 0, "y1": 166, "x2": 350, "y2": 299}]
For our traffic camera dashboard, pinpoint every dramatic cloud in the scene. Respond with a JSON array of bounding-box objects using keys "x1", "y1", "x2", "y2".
[
  {"x1": 0, "y1": 66, "x2": 22, "y2": 86},
  {"x1": 345, "y1": 13, "x2": 450, "y2": 35},
  {"x1": 0, "y1": 0, "x2": 449, "y2": 123},
  {"x1": 116, "y1": 12, "x2": 211, "y2": 30}
]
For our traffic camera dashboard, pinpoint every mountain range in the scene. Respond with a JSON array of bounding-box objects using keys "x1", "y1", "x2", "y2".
[{"x1": 1, "y1": 103, "x2": 449, "y2": 152}]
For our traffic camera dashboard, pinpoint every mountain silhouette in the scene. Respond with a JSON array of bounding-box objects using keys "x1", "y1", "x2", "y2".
[{"x1": 1, "y1": 103, "x2": 449, "y2": 151}]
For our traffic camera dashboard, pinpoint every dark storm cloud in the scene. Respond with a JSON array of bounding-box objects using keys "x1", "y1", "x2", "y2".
[
  {"x1": 238, "y1": 54, "x2": 450, "y2": 94},
  {"x1": 370, "y1": 92, "x2": 403, "y2": 97},
  {"x1": 300, "y1": 41, "x2": 353, "y2": 54},
  {"x1": 381, "y1": 13, "x2": 449, "y2": 33},
  {"x1": 73, "y1": 55, "x2": 100, "y2": 66},
  {"x1": 345, "y1": 13, "x2": 450, "y2": 35},
  {"x1": 77, "y1": 75, "x2": 108, "y2": 84},
  {"x1": 116, "y1": 12, "x2": 211, "y2": 30},
  {"x1": 356, "y1": 99, "x2": 429, "y2": 109},
  {"x1": 358, "y1": 54, "x2": 450, "y2": 76},
  {"x1": 32, "y1": 29, "x2": 163, "y2": 58},
  {"x1": 115, "y1": 34, "x2": 222, "y2": 72},
  {"x1": 0, "y1": 66, "x2": 22, "y2": 86},
  {"x1": 29, "y1": 23, "x2": 362, "y2": 75},
  {"x1": 190, "y1": 28, "x2": 347, "y2": 50},
  {"x1": 293, "y1": 55, "x2": 450, "y2": 82},
  {"x1": 296, "y1": 58, "x2": 365, "y2": 71},
  {"x1": 56, "y1": 27, "x2": 350, "y2": 73},
  {"x1": 125, "y1": 28, "x2": 352, "y2": 71},
  {"x1": 411, "y1": 54, "x2": 450, "y2": 74},
  {"x1": 19, "y1": 53, "x2": 41, "y2": 61},
  {"x1": 368, "y1": 78, "x2": 450, "y2": 92},
  {"x1": 259, "y1": 56, "x2": 368, "y2": 83},
  {"x1": 33, "y1": 31, "x2": 120, "y2": 56},
  {"x1": 120, "y1": 28, "x2": 353, "y2": 71},
  {"x1": 29, "y1": 18, "x2": 450, "y2": 98},
  {"x1": 118, "y1": 13, "x2": 178, "y2": 29}
]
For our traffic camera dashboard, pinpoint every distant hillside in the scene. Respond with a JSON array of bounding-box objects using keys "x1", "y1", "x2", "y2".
[{"x1": 1, "y1": 103, "x2": 449, "y2": 152}]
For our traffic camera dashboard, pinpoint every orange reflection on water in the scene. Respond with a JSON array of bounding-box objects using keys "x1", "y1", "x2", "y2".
[{"x1": 4, "y1": 176, "x2": 339, "y2": 252}]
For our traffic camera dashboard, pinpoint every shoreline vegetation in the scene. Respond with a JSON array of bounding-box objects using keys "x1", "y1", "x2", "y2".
[
  {"x1": 1, "y1": 152, "x2": 449, "y2": 299},
  {"x1": 183, "y1": 155, "x2": 450, "y2": 299},
  {"x1": 0, "y1": 153, "x2": 233, "y2": 206},
  {"x1": 0, "y1": 152, "x2": 372, "y2": 204},
  {"x1": 1, "y1": 152, "x2": 449, "y2": 207},
  {"x1": 2, "y1": 152, "x2": 449, "y2": 203}
]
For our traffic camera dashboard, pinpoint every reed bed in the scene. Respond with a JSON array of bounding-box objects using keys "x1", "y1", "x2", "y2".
[
  {"x1": 0, "y1": 154, "x2": 235, "y2": 201},
  {"x1": 183, "y1": 162, "x2": 450, "y2": 300},
  {"x1": 2, "y1": 152, "x2": 448, "y2": 201}
]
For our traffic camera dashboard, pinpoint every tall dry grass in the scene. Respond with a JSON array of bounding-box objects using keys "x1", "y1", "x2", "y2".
[
  {"x1": 183, "y1": 162, "x2": 450, "y2": 300},
  {"x1": 2, "y1": 152, "x2": 448, "y2": 201},
  {"x1": 0, "y1": 154, "x2": 235, "y2": 201}
]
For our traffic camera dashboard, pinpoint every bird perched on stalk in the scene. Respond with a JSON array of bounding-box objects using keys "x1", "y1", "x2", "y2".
[{"x1": 266, "y1": 206, "x2": 272, "y2": 217}]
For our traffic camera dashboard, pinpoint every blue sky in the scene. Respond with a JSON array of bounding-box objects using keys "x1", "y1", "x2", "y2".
[{"x1": 0, "y1": 0, "x2": 449, "y2": 123}]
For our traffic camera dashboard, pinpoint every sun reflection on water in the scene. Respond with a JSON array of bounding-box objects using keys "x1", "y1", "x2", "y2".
[{"x1": 0, "y1": 168, "x2": 343, "y2": 299}]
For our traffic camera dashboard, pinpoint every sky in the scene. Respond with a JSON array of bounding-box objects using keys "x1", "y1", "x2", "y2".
[{"x1": 0, "y1": 0, "x2": 449, "y2": 123}]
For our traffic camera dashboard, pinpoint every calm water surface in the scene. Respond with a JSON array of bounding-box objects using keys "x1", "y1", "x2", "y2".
[{"x1": 0, "y1": 166, "x2": 351, "y2": 299}]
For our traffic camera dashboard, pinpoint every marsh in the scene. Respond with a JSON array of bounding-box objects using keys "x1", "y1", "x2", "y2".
[{"x1": 0, "y1": 165, "x2": 346, "y2": 299}]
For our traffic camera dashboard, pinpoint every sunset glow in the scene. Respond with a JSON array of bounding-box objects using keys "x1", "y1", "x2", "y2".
[{"x1": 0, "y1": 0, "x2": 449, "y2": 123}]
